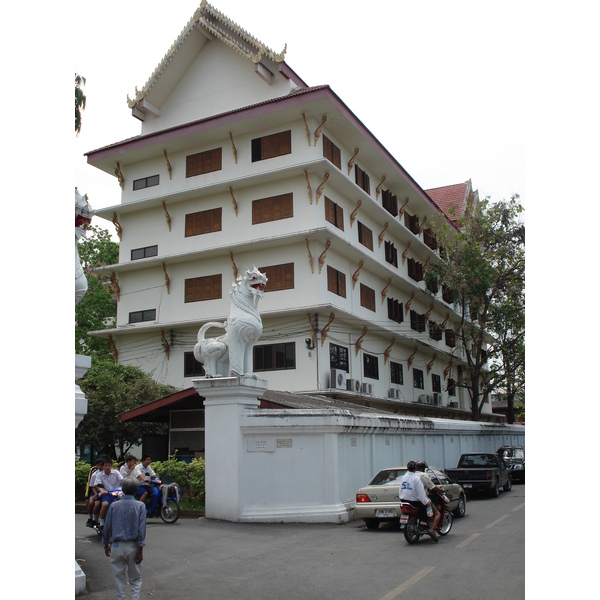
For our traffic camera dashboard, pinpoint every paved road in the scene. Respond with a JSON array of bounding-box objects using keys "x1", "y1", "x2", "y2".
[{"x1": 75, "y1": 484, "x2": 525, "y2": 599}]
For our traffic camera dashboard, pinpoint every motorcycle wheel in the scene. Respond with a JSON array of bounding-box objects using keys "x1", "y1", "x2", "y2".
[
  {"x1": 160, "y1": 499, "x2": 180, "y2": 524},
  {"x1": 403, "y1": 515, "x2": 421, "y2": 544},
  {"x1": 437, "y1": 510, "x2": 453, "y2": 536}
]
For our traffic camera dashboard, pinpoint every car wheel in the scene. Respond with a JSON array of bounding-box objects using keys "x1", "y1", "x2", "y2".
[
  {"x1": 403, "y1": 516, "x2": 420, "y2": 544},
  {"x1": 438, "y1": 510, "x2": 453, "y2": 536},
  {"x1": 453, "y1": 494, "x2": 466, "y2": 518},
  {"x1": 364, "y1": 519, "x2": 380, "y2": 530},
  {"x1": 504, "y1": 478, "x2": 512, "y2": 492},
  {"x1": 491, "y1": 479, "x2": 500, "y2": 498}
]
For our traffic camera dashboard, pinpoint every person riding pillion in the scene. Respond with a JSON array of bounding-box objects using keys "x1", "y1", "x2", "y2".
[
  {"x1": 399, "y1": 460, "x2": 439, "y2": 542},
  {"x1": 415, "y1": 460, "x2": 445, "y2": 539}
]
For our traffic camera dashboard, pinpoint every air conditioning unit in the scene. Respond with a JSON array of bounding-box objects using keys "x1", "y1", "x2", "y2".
[
  {"x1": 330, "y1": 369, "x2": 347, "y2": 390},
  {"x1": 389, "y1": 388, "x2": 400, "y2": 399},
  {"x1": 449, "y1": 401, "x2": 458, "y2": 408},
  {"x1": 418, "y1": 394, "x2": 432, "y2": 404},
  {"x1": 362, "y1": 383, "x2": 373, "y2": 395},
  {"x1": 433, "y1": 393, "x2": 443, "y2": 406},
  {"x1": 347, "y1": 379, "x2": 361, "y2": 393}
]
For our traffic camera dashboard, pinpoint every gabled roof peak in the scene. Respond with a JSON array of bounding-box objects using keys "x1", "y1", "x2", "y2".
[{"x1": 127, "y1": 1, "x2": 288, "y2": 110}]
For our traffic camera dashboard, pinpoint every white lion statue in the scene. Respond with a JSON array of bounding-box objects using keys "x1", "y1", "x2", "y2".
[
  {"x1": 75, "y1": 189, "x2": 94, "y2": 305},
  {"x1": 193, "y1": 266, "x2": 268, "y2": 377}
]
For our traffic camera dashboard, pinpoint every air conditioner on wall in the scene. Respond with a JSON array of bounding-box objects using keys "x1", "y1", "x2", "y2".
[
  {"x1": 433, "y1": 392, "x2": 443, "y2": 406},
  {"x1": 389, "y1": 388, "x2": 400, "y2": 399},
  {"x1": 449, "y1": 401, "x2": 458, "y2": 408},
  {"x1": 330, "y1": 369, "x2": 347, "y2": 390},
  {"x1": 362, "y1": 383, "x2": 373, "y2": 395},
  {"x1": 418, "y1": 394, "x2": 432, "y2": 404},
  {"x1": 347, "y1": 379, "x2": 361, "y2": 393}
]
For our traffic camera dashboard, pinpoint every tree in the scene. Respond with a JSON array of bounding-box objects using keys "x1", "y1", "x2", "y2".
[
  {"x1": 75, "y1": 73, "x2": 86, "y2": 135},
  {"x1": 76, "y1": 359, "x2": 174, "y2": 460},
  {"x1": 75, "y1": 225, "x2": 119, "y2": 360},
  {"x1": 425, "y1": 195, "x2": 525, "y2": 421}
]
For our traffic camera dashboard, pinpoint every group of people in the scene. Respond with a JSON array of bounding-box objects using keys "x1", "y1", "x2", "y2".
[
  {"x1": 84, "y1": 454, "x2": 161, "y2": 533},
  {"x1": 398, "y1": 460, "x2": 446, "y2": 542}
]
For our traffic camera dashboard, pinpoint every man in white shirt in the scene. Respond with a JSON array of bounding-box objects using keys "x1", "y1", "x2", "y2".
[
  {"x1": 95, "y1": 459, "x2": 124, "y2": 532},
  {"x1": 415, "y1": 461, "x2": 446, "y2": 539},
  {"x1": 134, "y1": 455, "x2": 161, "y2": 517}
]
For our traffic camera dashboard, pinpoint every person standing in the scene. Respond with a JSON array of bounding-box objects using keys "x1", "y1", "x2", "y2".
[{"x1": 102, "y1": 476, "x2": 147, "y2": 600}]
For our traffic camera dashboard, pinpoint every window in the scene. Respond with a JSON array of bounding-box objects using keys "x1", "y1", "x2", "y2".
[
  {"x1": 330, "y1": 343, "x2": 349, "y2": 372},
  {"x1": 382, "y1": 189, "x2": 398, "y2": 217},
  {"x1": 363, "y1": 353, "x2": 379, "y2": 379},
  {"x1": 423, "y1": 228, "x2": 437, "y2": 250},
  {"x1": 358, "y1": 222, "x2": 373, "y2": 251},
  {"x1": 413, "y1": 368, "x2": 424, "y2": 389},
  {"x1": 432, "y1": 374, "x2": 441, "y2": 393},
  {"x1": 385, "y1": 241, "x2": 398, "y2": 267},
  {"x1": 184, "y1": 352, "x2": 205, "y2": 377},
  {"x1": 322, "y1": 135, "x2": 341, "y2": 170},
  {"x1": 448, "y1": 378, "x2": 456, "y2": 397},
  {"x1": 131, "y1": 245, "x2": 158, "y2": 260},
  {"x1": 327, "y1": 265, "x2": 346, "y2": 298},
  {"x1": 407, "y1": 258, "x2": 423, "y2": 282},
  {"x1": 185, "y1": 208, "x2": 222, "y2": 237},
  {"x1": 442, "y1": 285, "x2": 455, "y2": 304},
  {"x1": 252, "y1": 193, "x2": 293, "y2": 224},
  {"x1": 387, "y1": 297, "x2": 403, "y2": 323},
  {"x1": 391, "y1": 361, "x2": 403, "y2": 385},
  {"x1": 253, "y1": 342, "x2": 295, "y2": 371},
  {"x1": 186, "y1": 148, "x2": 222, "y2": 178},
  {"x1": 259, "y1": 263, "x2": 294, "y2": 292},
  {"x1": 325, "y1": 196, "x2": 344, "y2": 231},
  {"x1": 445, "y1": 329, "x2": 456, "y2": 347},
  {"x1": 184, "y1": 274, "x2": 222, "y2": 303},
  {"x1": 404, "y1": 212, "x2": 420, "y2": 234},
  {"x1": 354, "y1": 164, "x2": 370, "y2": 194},
  {"x1": 133, "y1": 174, "x2": 159, "y2": 191},
  {"x1": 410, "y1": 309, "x2": 426, "y2": 333},
  {"x1": 426, "y1": 276, "x2": 439, "y2": 295},
  {"x1": 251, "y1": 130, "x2": 291, "y2": 162},
  {"x1": 360, "y1": 283, "x2": 376, "y2": 312},
  {"x1": 129, "y1": 309, "x2": 156, "y2": 324},
  {"x1": 429, "y1": 321, "x2": 443, "y2": 341}
]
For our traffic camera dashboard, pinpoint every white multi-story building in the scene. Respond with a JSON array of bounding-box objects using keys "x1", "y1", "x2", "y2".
[{"x1": 87, "y1": 1, "x2": 495, "y2": 421}]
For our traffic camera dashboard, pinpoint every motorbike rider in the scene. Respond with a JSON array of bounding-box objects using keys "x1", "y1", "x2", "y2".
[
  {"x1": 415, "y1": 460, "x2": 445, "y2": 539},
  {"x1": 399, "y1": 461, "x2": 438, "y2": 542},
  {"x1": 135, "y1": 455, "x2": 161, "y2": 517},
  {"x1": 94, "y1": 459, "x2": 124, "y2": 532}
]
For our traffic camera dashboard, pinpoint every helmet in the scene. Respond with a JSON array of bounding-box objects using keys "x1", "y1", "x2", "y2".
[
  {"x1": 416, "y1": 461, "x2": 428, "y2": 472},
  {"x1": 406, "y1": 461, "x2": 417, "y2": 472}
]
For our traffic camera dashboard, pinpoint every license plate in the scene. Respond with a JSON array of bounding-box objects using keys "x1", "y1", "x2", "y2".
[
  {"x1": 463, "y1": 483, "x2": 472, "y2": 488},
  {"x1": 376, "y1": 509, "x2": 396, "y2": 517}
]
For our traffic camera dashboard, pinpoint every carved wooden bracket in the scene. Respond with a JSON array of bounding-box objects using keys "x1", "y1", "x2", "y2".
[
  {"x1": 376, "y1": 176, "x2": 386, "y2": 201},
  {"x1": 402, "y1": 241, "x2": 411, "y2": 265},
  {"x1": 378, "y1": 222, "x2": 389, "y2": 247},
  {"x1": 229, "y1": 132, "x2": 238, "y2": 164},
  {"x1": 384, "y1": 337, "x2": 396, "y2": 365},
  {"x1": 347, "y1": 148, "x2": 359, "y2": 175},
  {"x1": 407, "y1": 346, "x2": 418, "y2": 371},
  {"x1": 110, "y1": 272, "x2": 120, "y2": 301},
  {"x1": 423, "y1": 256, "x2": 431, "y2": 271},
  {"x1": 108, "y1": 335, "x2": 118, "y2": 363},
  {"x1": 229, "y1": 187, "x2": 238, "y2": 216},
  {"x1": 162, "y1": 262, "x2": 170, "y2": 294},
  {"x1": 424, "y1": 302, "x2": 435, "y2": 321},
  {"x1": 318, "y1": 240, "x2": 331, "y2": 274},
  {"x1": 314, "y1": 115, "x2": 327, "y2": 146},
  {"x1": 352, "y1": 260, "x2": 364, "y2": 290},
  {"x1": 115, "y1": 162, "x2": 124, "y2": 190},
  {"x1": 381, "y1": 277, "x2": 392, "y2": 305},
  {"x1": 112, "y1": 213, "x2": 122, "y2": 241},
  {"x1": 307, "y1": 313, "x2": 317, "y2": 348},
  {"x1": 350, "y1": 199, "x2": 362, "y2": 228},
  {"x1": 355, "y1": 327, "x2": 368, "y2": 356},
  {"x1": 162, "y1": 202, "x2": 172, "y2": 231},
  {"x1": 441, "y1": 313, "x2": 450, "y2": 329},
  {"x1": 164, "y1": 150, "x2": 172, "y2": 180},
  {"x1": 320, "y1": 313, "x2": 335, "y2": 347},
  {"x1": 229, "y1": 252, "x2": 238, "y2": 281},
  {"x1": 302, "y1": 113, "x2": 311, "y2": 146},
  {"x1": 305, "y1": 239, "x2": 314, "y2": 274},
  {"x1": 304, "y1": 170, "x2": 313, "y2": 204},
  {"x1": 160, "y1": 329, "x2": 170, "y2": 360},
  {"x1": 398, "y1": 197, "x2": 409, "y2": 219},
  {"x1": 427, "y1": 353, "x2": 437, "y2": 375},
  {"x1": 315, "y1": 172, "x2": 329, "y2": 204},
  {"x1": 405, "y1": 291, "x2": 415, "y2": 315},
  {"x1": 444, "y1": 361, "x2": 452, "y2": 380},
  {"x1": 418, "y1": 216, "x2": 428, "y2": 235}
]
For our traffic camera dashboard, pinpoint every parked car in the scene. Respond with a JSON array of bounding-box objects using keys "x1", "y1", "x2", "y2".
[
  {"x1": 445, "y1": 452, "x2": 512, "y2": 497},
  {"x1": 355, "y1": 466, "x2": 467, "y2": 530},
  {"x1": 497, "y1": 446, "x2": 525, "y2": 482}
]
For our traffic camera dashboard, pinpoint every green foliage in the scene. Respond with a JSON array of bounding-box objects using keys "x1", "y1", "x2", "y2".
[
  {"x1": 75, "y1": 225, "x2": 119, "y2": 359},
  {"x1": 76, "y1": 359, "x2": 174, "y2": 460},
  {"x1": 75, "y1": 458, "x2": 92, "y2": 501},
  {"x1": 151, "y1": 454, "x2": 206, "y2": 500},
  {"x1": 75, "y1": 73, "x2": 86, "y2": 135}
]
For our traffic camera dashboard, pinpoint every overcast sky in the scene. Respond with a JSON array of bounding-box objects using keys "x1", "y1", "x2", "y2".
[{"x1": 74, "y1": 0, "x2": 527, "y2": 229}]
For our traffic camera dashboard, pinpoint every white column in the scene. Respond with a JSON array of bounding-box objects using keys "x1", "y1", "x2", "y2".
[{"x1": 192, "y1": 375, "x2": 268, "y2": 522}]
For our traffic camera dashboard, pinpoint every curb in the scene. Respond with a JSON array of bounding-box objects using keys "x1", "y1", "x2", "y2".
[{"x1": 75, "y1": 503, "x2": 205, "y2": 518}]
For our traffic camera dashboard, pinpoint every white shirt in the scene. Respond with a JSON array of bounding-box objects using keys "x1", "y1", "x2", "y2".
[
  {"x1": 416, "y1": 471, "x2": 435, "y2": 492},
  {"x1": 119, "y1": 463, "x2": 136, "y2": 478},
  {"x1": 96, "y1": 469, "x2": 123, "y2": 492},
  {"x1": 399, "y1": 471, "x2": 430, "y2": 504},
  {"x1": 134, "y1": 463, "x2": 157, "y2": 483}
]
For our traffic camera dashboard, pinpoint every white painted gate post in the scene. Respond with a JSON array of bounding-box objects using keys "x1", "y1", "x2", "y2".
[{"x1": 192, "y1": 375, "x2": 268, "y2": 522}]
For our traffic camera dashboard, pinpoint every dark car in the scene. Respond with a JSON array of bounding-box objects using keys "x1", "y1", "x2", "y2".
[{"x1": 497, "y1": 446, "x2": 525, "y2": 482}]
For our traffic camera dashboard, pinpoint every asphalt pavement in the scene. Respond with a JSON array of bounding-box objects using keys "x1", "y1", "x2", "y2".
[{"x1": 75, "y1": 484, "x2": 526, "y2": 600}]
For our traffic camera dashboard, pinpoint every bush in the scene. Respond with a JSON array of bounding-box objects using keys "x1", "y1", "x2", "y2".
[{"x1": 75, "y1": 458, "x2": 91, "y2": 501}]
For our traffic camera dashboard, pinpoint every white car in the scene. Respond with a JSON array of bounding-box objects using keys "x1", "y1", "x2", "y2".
[{"x1": 355, "y1": 466, "x2": 467, "y2": 529}]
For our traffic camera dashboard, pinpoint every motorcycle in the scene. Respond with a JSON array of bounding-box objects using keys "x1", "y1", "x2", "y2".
[{"x1": 400, "y1": 490, "x2": 453, "y2": 543}]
